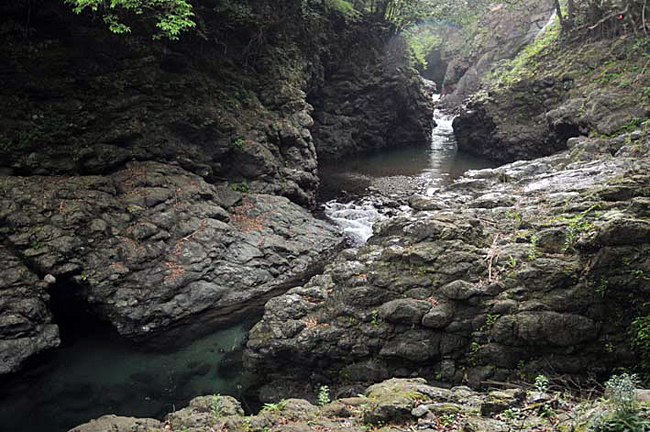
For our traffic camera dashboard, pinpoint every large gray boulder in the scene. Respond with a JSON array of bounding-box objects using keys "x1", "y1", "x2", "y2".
[{"x1": 0, "y1": 161, "x2": 342, "y2": 372}]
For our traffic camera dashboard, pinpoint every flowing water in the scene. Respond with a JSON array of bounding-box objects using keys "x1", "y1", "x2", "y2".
[
  {"x1": 320, "y1": 108, "x2": 496, "y2": 244},
  {"x1": 0, "y1": 105, "x2": 495, "y2": 432}
]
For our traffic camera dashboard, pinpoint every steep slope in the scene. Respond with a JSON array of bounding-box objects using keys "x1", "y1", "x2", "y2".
[{"x1": 452, "y1": 21, "x2": 650, "y2": 162}]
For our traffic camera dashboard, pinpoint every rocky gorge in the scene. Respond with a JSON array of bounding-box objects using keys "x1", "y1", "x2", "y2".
[
  {"x1": 0, "y1": 0, "x2": 433, "y2": 377},
  {"x1": 0, "y1": 0, "x2": 649, "y2": 431}
]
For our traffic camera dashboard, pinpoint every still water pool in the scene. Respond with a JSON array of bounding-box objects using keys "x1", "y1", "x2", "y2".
[
  {"x1": 320, "y1": 110, "x2": 497, "y2": 243},
  {"x1": 0, "y1": 108, "x2": 494, "y2": 432},
  {"x1": 0, "y1": 312, "x2": 256, "y2": 432}
]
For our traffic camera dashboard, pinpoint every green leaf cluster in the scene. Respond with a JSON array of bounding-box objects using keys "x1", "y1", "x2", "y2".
[{"x1": 64, "y1": 0, "x2": 196, "y2": 39}]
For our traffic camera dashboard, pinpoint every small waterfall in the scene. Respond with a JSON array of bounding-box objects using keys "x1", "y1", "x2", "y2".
[
  {"x1": 431, "y1": 110, "x2": 455, "y2": 150},
  {"x1": 323, "y1": 200, "x2": 383, "y2": 244},
  {"x1": 321, "y1": 94, "x2": 495, "y2": 244}
]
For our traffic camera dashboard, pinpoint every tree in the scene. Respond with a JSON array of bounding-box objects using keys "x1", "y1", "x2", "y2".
[
  {"x1": 553, "y1": 0, "x2": 648, "y2": 37},
  {"x1": 64, "y1": 0, "x2": 196, "y2": 40}
]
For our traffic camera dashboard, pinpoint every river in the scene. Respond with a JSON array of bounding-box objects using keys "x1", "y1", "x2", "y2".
[
  {"x1": 320, "y1": 108, "x2": 496, "y2": 244},
  {"x1": 0, "y1": 107, "x2": 495, "y2": 432}
]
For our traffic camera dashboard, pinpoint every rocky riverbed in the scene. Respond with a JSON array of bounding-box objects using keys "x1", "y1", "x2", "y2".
[
  {"x1": 246, "y1": 128, "x2": 650, "y2": 396},
  {"x1": 70, "y1": 377, "x2": 650, "y2": 432}
]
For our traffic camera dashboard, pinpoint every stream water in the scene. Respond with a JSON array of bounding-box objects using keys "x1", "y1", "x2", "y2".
[
  {"x1": 0, "y1": 106, "x2": 495, "y2": 432},
  {"x1": 0, "y1": 309, "x2": 258, "y2": 432},
  {"x1": 320, "y1": 109, "x2": 496, "y2": 243}
]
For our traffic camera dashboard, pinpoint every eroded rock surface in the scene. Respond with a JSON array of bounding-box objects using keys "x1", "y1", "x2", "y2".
[
  {"x1": 452, "y1": 36, "x2": 650, "y2": 164},
  {"x1": 0, "y1": 161, "x2": 342, "y2": 371},
  {"x1": 246, "y1": 132, "x2": 649, "y2": 389},
  {"x1": 68, "y1": 377, "x2": 650, "y2": 432},
  {"x1": 0, "y1": 245, "x2": 60, "y2": 374}
]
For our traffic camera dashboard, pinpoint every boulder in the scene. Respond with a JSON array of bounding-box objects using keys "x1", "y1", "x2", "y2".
[
  {"x1": 0, "y1": 162, "x2": 342, "y2": 345},
  {"x1": 0, "y1": 246, "x2": 60, "y2": 374}
]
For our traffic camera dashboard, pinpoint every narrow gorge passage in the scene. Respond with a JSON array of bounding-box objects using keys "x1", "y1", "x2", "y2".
[
  {"x1": 0, "y1": 103, "x2": 488, "y2": 432},
  {"x1": 320, "y1": 105, "x2": 497, "y2": 244}
]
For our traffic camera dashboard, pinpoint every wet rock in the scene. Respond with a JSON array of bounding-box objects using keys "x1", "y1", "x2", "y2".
[{"x1": 246, "y1": 149, "x2": 649, "y2": 387}]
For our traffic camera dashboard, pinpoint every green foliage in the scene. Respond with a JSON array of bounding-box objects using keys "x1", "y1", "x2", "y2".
[
  {"x1": 261, "y1": 400, "x2": 286, "y2": 413},
  {"x1": 318, "y1": 385, "x2": 331, "y2": 406},
  {"x1": 440, "y1": 413, "x2": 456, "y2": 427},
  {"x1": 502, "y1": 407, "x2": 524, "y2": 420},
  {"x1": 588, "y1": 374, "x2": 649, "y2": 432},
  {"x1": 371, "y1": 309, "x2": 380, "y2": 325},
  {"x1": 325, "y1": 0, "x2": 362, "y2": 21},
  {"x1": 528, "y1": 234, "x2": 540, "y2": 260},
  {"x1": 534, "y1": 374, "x2": 549, "y2": 393},
  {"x1": 230, "y1": 180, "x2": 250, "y2": 193},
  {"x1": 596, "y1": 278, "x2": 609, "y2": 297},
  {"x1": 607, "y1": 374, "x2": 640, "y2": 412},
  {"x1": 210, "y1": 394, "x2": 223, "y2": 419},
  {"x1": 403, "y1": 25, "x2": 441, "y2": 70},
  {"x1": 486, "y1": 313, "x2": 500, "y2": 326},
  {"x1": 555, "y1": 204, "x2": 599, "y2": 252},
  {"x1": 630, "y1": 316, "x2": 650, "y2": 375},
  {"x1": 492, "y1": 17, "x2": 560, "y2": 87},
  {"x1": 64, "y1": 0, "x2": 195, "y2": 40}
]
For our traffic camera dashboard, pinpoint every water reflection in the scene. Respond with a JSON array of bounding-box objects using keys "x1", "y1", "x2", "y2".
[
  {"x1": 0, "y1": 317, "x2": 255, "y2": 432},
  {"x1": 320, "y1": 112, "x2": 495, "y2": 198},
  {"x1": 320, "y1": 110, "x2": 497, "y2": 243}
]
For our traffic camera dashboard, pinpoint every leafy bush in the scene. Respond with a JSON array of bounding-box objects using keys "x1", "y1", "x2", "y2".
[
  {"x1": 64, "y1": 0, "x2": 195, "y2": 39},
  {"x1": 587, "y1": 374, "x2": 650, "y2": 432}
]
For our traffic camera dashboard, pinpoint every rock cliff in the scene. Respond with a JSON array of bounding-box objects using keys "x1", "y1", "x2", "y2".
[
  {"x1": 0, "y1": 0, "x2": 434, "y2": 373},
  {"x1": 452, "y1": 24, "x2": 650, "y2": 163}
]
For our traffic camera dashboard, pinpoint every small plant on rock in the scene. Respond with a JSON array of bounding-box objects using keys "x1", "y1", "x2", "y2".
[
  {"x1": 210, "y1": 394, "x2": 222, "y2": 420},
  {"x1": 587, "y1": 373, "x2": 650, "y2": 432},
  {"x1": 318, "y1": 385, "x2": 331, "y2": 406},
  {"x1": 534, "y1": 374, "x2": 550, "y2": 393},
  {"x1": 439, "y1": 413, "x2": 456, "y2": 427},
  {"x1": 261, "y1": 401, "x2": 286, "y2": 414},
  {"x1": 371, "y1": 309, "x2": 380, "y2": 326},
  {"x1": 528, "y1": 234, "x2": 540, "y2": 260}
]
